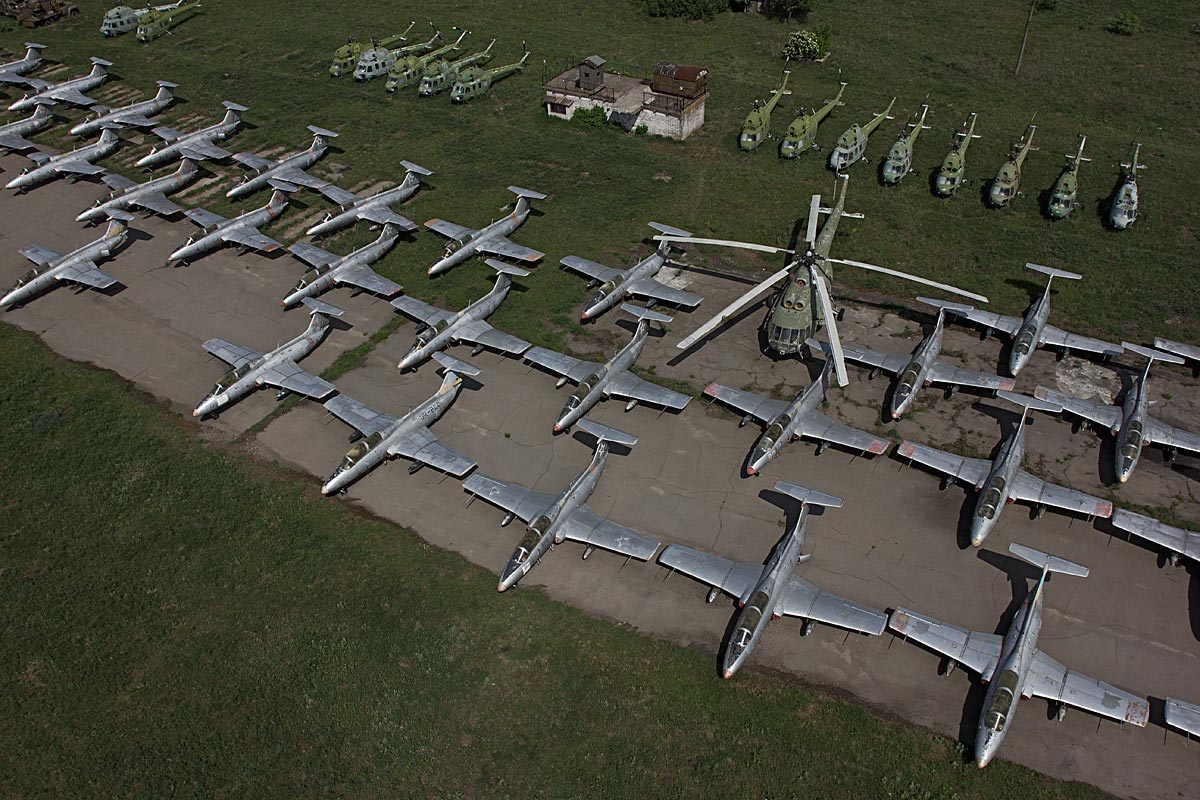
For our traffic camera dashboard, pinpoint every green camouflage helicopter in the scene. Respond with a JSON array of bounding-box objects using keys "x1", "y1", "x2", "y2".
[
  {"x1": 136, "y1": 0, "x2": 203, "y2": 42},
  {"x1": 739, "y1": 70, "x2": 790, "y2": 152},
  {"x1": 329, "y1": 23, "x2": 415, "y2": 78},
  {"x1": 385, "y1": 29, "x2": 468, "y2": 92},
  {"x1": 933, "y1": 112, "x2": 980, "y2": 196},
  {"x1": 988, "y1": 116, "x2": 1037, "y2": 208},
  {"x1": 450, "y1": 47, "x2": 529, "y2": 103},
  {"x1": 881, "y1": 97, "x2": 931, "y2": 185},
  {"x1": 828, "y1": 97, "x2": 895, "y2": 172},
  {"x1": 418, "y1": 40, "x2": 494, "y2": 96},
  {"x1": 778, "y1": 79, "x2": 845, "y2": 158},
  {"x1": 1047, "y1": 134, "x2": 1089, "y2": 220}
]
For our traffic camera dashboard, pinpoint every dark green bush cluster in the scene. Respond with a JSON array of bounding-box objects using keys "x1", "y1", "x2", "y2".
[
  {"x1": 769, "y1": 0, "x2": 814, "y2": 21},
  {"x1": 646, "y1": 0, "x2": 729, "y2": 20},
  {"x1": 571, "y1": 105, "x2": 608, "y2": 128},
  {"x1": 1106, "y1": 10, "x2": 1141, "y2": 35}
]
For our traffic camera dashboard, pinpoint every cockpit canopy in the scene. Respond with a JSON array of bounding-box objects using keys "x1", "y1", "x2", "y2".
[
  {"x1": 1014, "y1": 329, "x2": 1036, "y2": 356},
  {"x1": 342, "y1": 431, "x2": 385, "y2": 468},
  {"x1": 984, "y1": 669, "x2": 1020, "y2": 732},
  {"x1": 213, "y1": 362, "x2": 254, "y2": 394},
  {"x1": 15, "y1": 267, "x2": 40, "y2": 287},
  {"x1": 978, "y1": 477, "x2": 1006, "y2": 520},
  {"x1": 415, "y1": 319, "x2": 451, "y2": 347}
]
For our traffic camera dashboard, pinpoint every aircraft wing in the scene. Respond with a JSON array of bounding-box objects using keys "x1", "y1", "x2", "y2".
[
  {"x1": 54, "y1": 159, "x2": 105, "y2": 177},
  {"x1": 1034, "y1": 386, "x2": 1122, "y2": 429},
  {"x1": 323, "y1": 395, "x2": 397, "y2": 439},
  {"x1": 1039, "y1": 325, "x2": 1122, "y2": 358},
  {"x1": 256, "y1": 358, "x2": 337, "y2": 400},
  {"x1": 523, "y1": 347, "x2": 597, "y2": 385},
  {"x1": 101, "y1": 173, "x2": 139, "y2": 192},
  {"x1": 1165, "y1": 699, "x2": 1200, "y2": 737},
  {"x1": 558, "y1": 504, "x2": 660, "y2": 560},
  {"x1": 48, "y1": 88, "x2": 98, "y2": 107},
  {"x1": 1025, "y1": 649, "x2": 1149, "y2": 726},
  {"x1": 201, "y1": 338, "x2": 263, "y2": 369},
  {"x1": 222, "y1": 225, "x2": 285, "y2": 253},
  {"x1": 947, "y1": 308, "x2": 1021, "y2": 337},
  {"x1": 359, "y1": 205, "x2": 416, "y2": 230},
  {"x1": 462, "y1": 473, "x2": 556, "y2": 525},
  {"x1": 888, "y1": 608, "x2": 1003, "y2": 676},
  {"x1": 896, "y1": 441, "x2": 991, "y2": 487},
  {"x1": 390, "y1": 296, "x2": 455, "y2": 328},
  {"x1": 561, "y1": 255, "x2": 625, "y2": 285},
  {"x1": 274, "y1": 166, "x2": 330, "y2": 190},
  {"x1": 0, "y1": 74, "x2": 43, "y2": 88},
  {"x1": 606, "y1": 370, "x2": 691, "y2": 411},
  {"x1": 1145, "y1": 417, "x2": 1200, "y2": 455},
  {"x1": 19, "y1": 244, "x2": 62, "y2": 266},
  {"x1": 55, "y1": 260, "x2": 117, "y2": 289},
  {"x1": 797, "y1": 411, "x2": 891, "y2": 455},
  {"x1": 778, "y1": 576, "x2": 887, "y2": 635},
  {"x1": 318, "y1": 184, "x2": 361, "y2": 207},
  {"x1": 1009, "y1": 471, "x2": 1113, "y2": 518},
  {"x1": 424, "y1": 218, "x2": 477, "y2": 242},
  {"x1": 628, "y1": 276, "x2": 702, "y2": 308},
  {"x1": 232, "y1": 152, "x2": 277, "y2": 171},
  {"x1": 658, "y1": 544, "x2": 763, "y2": 604},
  {"x1": 151, "y1": 125, "x2": 182, "y2": 142},
  {"x1": 703, "y1": 383, "x2": 789, "y2": 424},
  {"x1": 927, "y1": 362, "x2": 1016, "y2": 393},
  {"x1": 453, "y1": 319, "x2": 531, "y2": 356},
  {"x1": 179, "y1": 140, "x2": 232, "y2": 161},
  {"x1": 838, "y1": 342, "x2": 911, "y2": 375},
  {"x1": 185, "y1": 208, "x2": 228, "y2": 228},
  {"x1": 387, "y1": 426, "x2": 476, "y2": 477},
  {"x1": 288, "y1": 241, "x2": 338, "y2": 270},
  {"x1": 0, "y1": 132, "x2": 37, "y2": 151},
  {"x1": 129, "y1": 191, "x2": 182, "y2": 216},
  {"x1": 337, "y1": 264, "x2": 402, "y2": 298},
  {"x1": 1110, "y1": 509, "x2": 1200, "y2": 564},
  {"x1": 477, "y1": 235, "x2": 545, "y2": 264},
  {"x1": 112, "y1": 112, "x2": 158, "y2": 129}
]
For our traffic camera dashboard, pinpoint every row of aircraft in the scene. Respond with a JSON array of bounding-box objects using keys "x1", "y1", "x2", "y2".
[{"x1": 1, "y1": 46, "x2": 1198, "y2": 769}]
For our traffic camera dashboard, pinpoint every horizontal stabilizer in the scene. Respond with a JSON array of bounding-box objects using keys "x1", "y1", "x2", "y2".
[
  {"x1": 400, "y1": 160, "x2": 432, "y2": 176},
  {"x1": 104, "y1": 209, "x2": 134, "y2": 222},
  {"x1": 483, "y1": 258, "x2": 530, "y2": 277},
  {"x1": 307, "y1": 125, "x2": 339, "y2": 138},
  {"x1": 576, "y1": 418, "x2": 637, "y2": 447},
  {"x1": 1153, "y1": 337, "x2": 1200, "y2": 362},
  {"x1": 773, "y1": 481, "x2": 843, "y2": 508},
  {"x1": 90, "y1": 57, "x2": 114, "y2": 67},
  {"x1": 507, "y1": 185, "x2": 547, "y2": 200},
  {"x1": 432, "y1": 351, "x2": 481, "y2": 377},
  {"x1": 998, "y1": 390, "x2": 1060, "y2": 414},
  {"x1": 620, "y1": 303, "x2": 672, "y2": 324},
  {"x1": 647, "y1": 221, "x2": 692, "y2": 238},
  {"x1": 917, "y1": 295, "x2": 972, "y2": 313},
  {"x1": 1025, "y1": 262, "x2": 1081, "y2": 281},
  {"x1": 1122, "y1": 341, "x2": 1185, "y2": 365},
  {"x1": 301, "y1": 297, "x2": 344, "y2": 317},
  {"x1": 1009, "y1": 543, "x2": 1089, "y2": 578},
  {"x1": 156, "y1": 80, "x2": 179, "y2": 88},
  {"x1": 222, "y1": 101, "x2": 250, "y2": 112}
]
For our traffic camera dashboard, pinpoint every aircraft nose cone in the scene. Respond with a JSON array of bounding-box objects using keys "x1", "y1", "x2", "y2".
[
  {"x1": 721, "y1": 668, "x2": 735, "y2": 680},
  {"x1": 970, "y1": 535, "x2": 985, "y2": 548},
  {"x1": 745, "y1": 465, "x2": 756, "y2": 476},
  {"x1": 552, "y1": 422, "x2": 563, "y2": 433},
  {"x1": 497, "y1": 581, "x2": 508, "y2": 593}
]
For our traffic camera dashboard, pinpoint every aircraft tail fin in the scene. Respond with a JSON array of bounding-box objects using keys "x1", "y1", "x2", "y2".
[
  {"x1": 24, "y1": 43, "x2": 47, "y2": 56},
  {"x1": 1009, "y1": 543, "x2": 1089, "y2": 579},
  {"x1": 648, "y1": 221, "x2": 692, "y2": 238},
  {"x1": 102, "y1": 210, "x2": 133, "y2": 238},
  {"x1": 483, "y1": 257, "x2": 530, "y2": 278},
  {"x1": 1122, "y1": 341, "x2": 1184, "y2": 366},
  {"x1": 401, "y1": 160, "x2": 432, "y2": 177},
  {"x1": 620, "y1": 303, "x2": 672, "y2": 325},
  {"x1": 998, "y1": 390, "x2": 1061, "y2": 415},
  {"x1": 507, "y1": 185, "x2": 547, "y2": 201},
  {"x1": 1025, "y1": 262, "x2": 1081, "y2": 282},
  {"x1": 576, "y1": 418, "x2": 638, "y2": 448},
  {"x1": 308, "y1": 125, "x2": 339, "y2": 142},
  {"x1": 432, "y1": 351, "x2": 481, "y2": 377},
  {"x1": 773, "y1": 481, "x2": 844, "y2": 509},
  {"x1": 89, "y1": 57, "x2": 114, "y2": 73}
]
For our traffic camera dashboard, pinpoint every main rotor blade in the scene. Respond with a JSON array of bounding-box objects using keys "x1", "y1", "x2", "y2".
[
  {"x1": 676, "y1": 266, "x2": 792, "y2": 351},
  {"x1": 805, "y1": 194, "x2": 821, "y2": 246},
  {"x1": 652, "y1": 235, "x2": 794, "y2": 255},
  {"x1": 827, "y1": 257, "x2": 989, "y2": 304},
  {"x1": 811, "y1": 268, "x2": 848, "y2": 387}
]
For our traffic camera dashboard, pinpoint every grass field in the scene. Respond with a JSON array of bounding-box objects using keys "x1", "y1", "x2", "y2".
[{"x1": 0, "y1": 317, "x2": 1120, "y2": 798}]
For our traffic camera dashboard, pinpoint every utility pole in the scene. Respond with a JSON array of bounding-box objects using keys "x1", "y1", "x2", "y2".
[{"x1": 1015, "y1": 0, "x2": 1037, "y2": 77}]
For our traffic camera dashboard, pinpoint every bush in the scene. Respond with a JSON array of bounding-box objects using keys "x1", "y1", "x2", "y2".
[
  {"x1": 769, "y1": 0, "x2": 814, "y2": 21},
  {"x1": 646, "y1": 0, "x2": 729, "y2": 20},
  {"x1": 1036, "y1": 0, "x2": 1057, "y2": 10},
  {"x1": 1106, "y1": 10, "x2": 1141, "y2": 35},
  {"x1": 635, "y1": 124, "x2": 649, "y2": 136},
  {"x1": 571, "y1": 105, "x2": 608, "y2": 128},
  {"x1": 782, "y1": 24, "x2": 831, "y2": 60}
]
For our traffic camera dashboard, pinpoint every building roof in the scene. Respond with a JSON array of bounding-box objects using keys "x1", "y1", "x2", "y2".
[
  {"x1": 583, "y1": 55, "x2": 606, "y2": 68},
  {"x1": 653, "y1": 62, "x2": 707, "y2": 81}
]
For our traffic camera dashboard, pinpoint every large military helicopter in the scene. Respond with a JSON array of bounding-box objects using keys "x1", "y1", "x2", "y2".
[
  {"x1": 1047, "y1": 134, "x2": 1089, "y2": 220},
  {"x1": 988, "y1": 116, "x2": 1037, "y2": 208},
  {"x1": 418, "y1": 40, "x2": 494, "y2": 96},
  {"x1": 135, "y1": 0, "x2": 203, "y2": 42},
  {"x1": 655, "y1": 175, "x2": 987, "y2": 386},
  {"x1": 329, "y1": 23, "x2": 416, "y2": 77},
  {"x1": 828, "y1": 97, "x2": 895, "y2": 172},
  {"x1": 383, "y1": 30, "x2": 467, "y2": 91},
  {"x1": 778, "y1": 79, "x2": 845, "y2": 158},
  {"x1": 102, "y1": 2, "x2": 184, "y2": 36},
  {"x1": 1109, "y1": 141, "x2": 1144, "y2": 230},
  {"x1": 933, "y1": 112, "x2": 980, "y2": 196},
  {"x1": 881, "y1": 97, "x2": 931, "y2": 184},
  {"x1": 450, "y1": 47, "x2": 529, "y2": 103},
  {"x1": 738, "y1": 70, "x2": 790, "y2": 152}
]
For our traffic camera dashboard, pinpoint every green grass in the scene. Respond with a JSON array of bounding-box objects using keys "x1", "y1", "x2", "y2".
[{"x1": 0, "y1": 308, "x2": 1117, "y2": 798}]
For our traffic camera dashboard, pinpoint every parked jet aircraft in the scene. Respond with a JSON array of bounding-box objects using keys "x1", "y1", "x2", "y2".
[
  {"x1": 561, "y1": 222, "x2": 700, "y2": 320},
  {"x1": 227, "y1": 126, "x2": 338, "y2": 199},
  {"x1": 897, "y1": 392, "x2": 1113, "y2": 546},
  {"x1": 135, "y1": 101, "x2": 248, "y2": 170},
  {"x1": 2, "y1": 212, "x2": 131, "y2": 308},
  {"x1": 818, "y1": 297, "x2": 1015, "y2": 419},
  {"x1": 308, "y1": 161, "x2": 430, "y2": 237},
  {"x1": 0, "y1": 101, "x2": 53, "y2": 152},
  {"x1": 193, "y1": 298, "x2": 342, "y2": 418},
  {"x1": 828, "y1": 97, "x2": 895, "y2": 172},
  {"x1": 76, "y1": 158, "x2": 198, "y2": 224},
  {"x1": 1036, "y1": 343, "x2": 1200, "y2": 484},
  {"x1": 1110, "y1": 509, "x2": 1199, "y2": 568},
  {"x1": 0, "y1": 43, "x2": 46, "y2": 84},
  {"x1": 934, "y1": 263, "x2": 1121, "y2": 376},
  {"x1": 285, "y1": 223, "x2": 404, "y2": 307},
  {"x1": 704, "y1": 358, "x2": 889, "y2": 476},
  {"x1": 5, "y1": 127, "x2": 119, "y2": 192},
  {"x1": 524, "y1": 304, "x2": 691, "y2": 432},
  {"x1": 392, "y1": 259, "x2": 530, "y2": 370},
  {"x1": 322, "y1": 352, "x2": 479, "y2": 495},
  {"x1": 660, "y1": 481, "x2": 887, "y2": 678},
  {"x1": 463, "y1": 418, "x2": 660, "y2": 592},
  {"x1": 167, "y1": 187, "x2": 289, "y2": 265},
  {"x1": 69, "y1": 81, "x2": 177, "y2": 137},
  {"x1": 7, "y1": 57, "x2": 112, "y2": 112},
  {"x1": 1164, "y1": 699, "x2": 1200, "y2": 739},
  {"x1": 890, "y1": 543, "x2": 1148, "y2": 768},
  {"x1": 423, "y1": 185, "x2": 546, "y2": 275}
]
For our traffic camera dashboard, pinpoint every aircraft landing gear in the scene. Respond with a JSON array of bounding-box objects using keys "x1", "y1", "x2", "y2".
[
  {"x1": 939, "y1": 476, "x2": 952, "y2": 492},
  {"x1": 1031, "y1": 504, "x2": 1047, "y2": 520},
  {"x1": 800, "y1": 619, "x2": 814, "y2": 637},
  {"x1": 407, "y1": 461, "x2": 424, "y2": 475},
  {"x1": 815, "y1": 441, "x2": 829, "y2": 456},
  {"x1": 275, "y1": 389, "x2": 290, "y2": 401},
  {"x1": 706, "y1": 587, "x2": 719, "y2": 604},
  {"x1": 1055, "y1": 703, "x2": 1067, "y2": 722},
  {"x1": 868, "y1": 367, "x2": 881, "y2": 380},
  {"x1": 500, "y1": 512, "x2": 515, "y2": 527},
  {"x1": 1071, "y1": 420, "x2": 1083, "y2": 435},
  {"x1": 939, "y1": 658, "x2": 957, "y2": 677},
  {"x1": 1164, "y1": 446, "x2": 1178, "y2": 465},
  {"x1": 581, "y1": 545, "x2": 595, "y2": 560},
  {"x1": 944, "y1": 385, "x2": 959, "y2": 399}
]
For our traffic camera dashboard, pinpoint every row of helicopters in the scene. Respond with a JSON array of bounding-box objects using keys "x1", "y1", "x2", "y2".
[
  {"x1": 329, "y1": 23, "x2": 528, "y2": 103},
  {"x1": 739, "y1": 71, "x2": 1146, "y2": 230},
  {"x1": 100, "y1": 1, "x2": 203, "y2": 42}
]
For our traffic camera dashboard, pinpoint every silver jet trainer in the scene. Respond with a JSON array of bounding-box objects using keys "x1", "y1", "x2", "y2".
[
  {"x1": 898, "y1": 391, "x2": 1113, "y2": 547},
  {"x1": 0, "y1": 43, "x2": 46, "y2": 85},
  {"x1": 561, "y1": 222, "x2": 702, "y2": 321},
  {"x1": 6, "y1": 127, "x2": 119, "y2": 192},
  {"x1": 705, "y1": 358, "x2": 890, "y2": 477},
  {"x1": 660, "y1": 482, "x2": 887, "y2": 678},
  {"x1": 2, "y1": 212, "x2": 131, "y2": 308},
  {"x1": 392, "y1": 259, "x2": 531, "y2": 370},
  {"x1": 307, "y1": 161, "x2": 429, "y2": 237},
  {"x1": 890, "y1": 543, "x2": 1148, "y2": 768},
  {"x1": 167, "y1": 187, "x2": 290, "y2": 266},
  {"x1": 524, "y1": 304, "x2": 691, "y2": 433},
  {"x1": 322, "y1": 352, "x2": 479, "y2": 495},
  {"x1": 193, "y1": 298, "x2": 343, "y2": 418},
  {"x1": 821, "y1": 296, "x2": 1015, "y2": 419},
  {"x1": 463, "y1": 418, "x2": 660, "y2": 592},
  {"x1": 77, "y1": 158, "x2": 199, "y2": 224},
  {"x1": 7, "y1": 57, "x2": 112, "y2": 112},
  {"x1": 423, "y1": 185, "x2": 546, "y2": 276},
  {"x1": 69, "y1": 80, "x2": 177, "y2": 137},
  {"x1": 227, "y1": 126, "x2": 338, "y2": 199},
  {"x1": 1110, "y1": 508, "x2": 1200, "y2": 568},
  {"x1": 0, "y1": 101, "x2": 54, "y2": 153},
  {"x1": 285, "y1": 223, "x2": 404, "y2": 307},
  {"x1": 135, "y1": 100, "x2": 248, "y2": 170},
  {"x1": 1037, "y1": 342, "x2": 1200, "y2": 484},
  {"x1": 940, "y1": 262, "x2": 1121, "y2": 376}
]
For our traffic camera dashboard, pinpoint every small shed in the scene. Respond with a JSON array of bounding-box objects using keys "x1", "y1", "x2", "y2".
[
  {"x1": 651, "y1": 62, "x2": 708, "y2": 99},
  {"x1": 579, "y1": 55, "x2": 606, "y2": 92}
]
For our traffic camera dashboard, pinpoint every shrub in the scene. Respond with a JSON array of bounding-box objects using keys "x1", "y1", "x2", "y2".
[
  {"x1": 635, "y1": 124, "x2": 649, "y2": 136},
  {"x1": 1106, "y1": 10, "x2": 1141, "y2": 35},
  {"x1": 769, "y1": 0, "x2": 814, "y2": 21},
  {"x1": 1036, "y1": 0, "x2": 1057, "y2": 10},
  {"x1": 571, "y1": 105, "x2": 608, "y2": 128},
  {"x1": 646, "y1": 0, "x2": 729, "y2": 20},
  {"x1": 782, "y1": 25, "x2": 831, "y2": 61}
]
